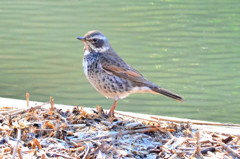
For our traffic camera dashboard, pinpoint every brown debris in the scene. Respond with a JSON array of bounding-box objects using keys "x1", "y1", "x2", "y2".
[
  {"x1": 50, "y1": 96, "x2": 54, "y2": 111},
  {"x1": 0, "y1": 97, "x2": 240, "y2": 158},
  {"x1": 26, "y1": 93, "x2": 29, "y2": 107}
]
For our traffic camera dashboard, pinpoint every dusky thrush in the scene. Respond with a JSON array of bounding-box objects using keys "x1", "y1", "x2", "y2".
[{"x1": 77, "y1": 30, "x2": 183, "y2": 117}]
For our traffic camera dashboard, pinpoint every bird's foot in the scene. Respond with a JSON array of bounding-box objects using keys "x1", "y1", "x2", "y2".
[{"x1": 107, "y1": 100, "x2": 118, "y2": 118}]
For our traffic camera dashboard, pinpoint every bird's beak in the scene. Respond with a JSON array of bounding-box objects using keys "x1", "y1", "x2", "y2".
[{"x1": 76, "y1": 37, "x2": 86, "y2": 41}]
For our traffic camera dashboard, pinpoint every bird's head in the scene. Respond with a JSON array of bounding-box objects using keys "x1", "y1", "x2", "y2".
[{"x1": 77, "y1": 30, "x2": 112, "y2": 53}]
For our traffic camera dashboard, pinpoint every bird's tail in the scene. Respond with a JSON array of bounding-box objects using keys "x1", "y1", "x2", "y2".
[{"x1": 151, "y1": 87, "x2": 183, "y2": 102}]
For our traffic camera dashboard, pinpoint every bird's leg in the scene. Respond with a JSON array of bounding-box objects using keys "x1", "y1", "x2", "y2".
[{"x1": 108, "y1": 100, "x2": 118, "y2": 117}]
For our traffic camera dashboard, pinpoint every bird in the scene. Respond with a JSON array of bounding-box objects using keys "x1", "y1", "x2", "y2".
[{"x1": 77, "y1": 30, "x2": 183, "y2": 117}]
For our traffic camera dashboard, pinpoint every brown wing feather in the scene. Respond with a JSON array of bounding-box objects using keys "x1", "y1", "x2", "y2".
[
  {"x1": 99, "y1": 53, "x2": 184, "y2": 102},
  {"x1": 99, "y1": 54, "x2": 148, "y2": 84}
]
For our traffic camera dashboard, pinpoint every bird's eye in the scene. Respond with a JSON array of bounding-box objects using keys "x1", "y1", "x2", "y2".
[{"x1": 92, "y1": 38, "x2": 98, "y2": 42}]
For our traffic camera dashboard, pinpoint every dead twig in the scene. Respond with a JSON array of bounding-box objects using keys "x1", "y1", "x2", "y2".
[
  {"x1": 164, "y1": 137, "x2": 176, "y2": 148},
  {"x1": 221, "y1": 142, "x2": 240, "y2": 158},
  {"x1": 115, "y1": 112, "x2": 162, "y2": 124},
  {"x1": 191, "y1": 130, "x2": 204, "y2": 159},
  {"x1": 50, "y1": 96, "x2": 54, "y2": 111},
  {"x1": 26, "y1": 93, "x2": 29, "y2": 107},
  {"x1": 8, "y1": 114, "x2": 12, "y2": 126},
  {"x1": 196, "y1": 131, "x2": 201, "y2": 155},
  {"x1": 82, "y1": 142, "x2": 90, "y2": 159},
  {"x1": 166, "y1": 131, "x2": 174, "y2": 139},
  {"x1": 12, "y1": 129, "x2": 21, "y2": 159},
  {"x1": 171, "y1": 137, "x2": 187, "y2": 150},
  {"x1": 0, "y1": 109, "x2": 19, "y2": 115},
  {"x1": 45, "y1": 152, "x2": 75, "y2": 159},
  {"x1": 11, "y1": 103, "x2": 48, "y2": 116},
  {"x1": 169, "y1": 154, "x2": 177, "y2": 159},
  {"x1": 32, "y1": 138, "x2": 42, "y2": 150},
  {"x1": 17, "y1": 148, "x2": 23, "y2": 159},
  {"x1": 74, "y1": 127, "x2": 158, "y2": 143}
]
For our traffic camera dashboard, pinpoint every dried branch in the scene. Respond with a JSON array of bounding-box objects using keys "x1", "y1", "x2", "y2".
[
  {"x1": 221, "y1": 142, "x2": 240, "y2": 158},
  {"x1": 12, "y1": 102, "x2": 48, "y2": 115},
  {"x1": 26, "y1": 93, "x2": 29, "y2": 107},
  {"x1": 82, "y1": 142, "x2": 90, "y2": 159},
  {"x1": 196, "y1": 131, "x2": 201, "y2": 155},
  {"x1": 74, "y1": 127, "x2": 158, "y2": 143},
  {"x1": 17, "y1": 148, "x2": 23, "y2": 159},
  {"x1": 12, "y1": 129, "x2": 21, "y2": 159},
  {"x1": 50, "y1": 96, "x2": 54, "y2": 111},
  {"x1": 115, "y1": 112, "x2": 161, "y2": 124},
  {"x1": 191, "y1": 130, "x2": 204, "y2": 159},
  {"x1": 169, "y1": 154, "x2": 177, "y2": 159}
]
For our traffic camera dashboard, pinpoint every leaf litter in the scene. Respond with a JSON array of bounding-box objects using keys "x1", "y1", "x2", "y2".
[{"x1": 0, "y1": 96, "x2": 240, "y2": 159}]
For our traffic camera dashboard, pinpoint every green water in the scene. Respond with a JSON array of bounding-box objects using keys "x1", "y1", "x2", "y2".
[{"x1": 0, "y1": 0, "x2": 240, "y2": 123}]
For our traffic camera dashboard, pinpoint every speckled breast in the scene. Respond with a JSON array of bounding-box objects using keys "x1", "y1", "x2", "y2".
[{"x1": 83, "y1": 53, "x2": 133, "y2": 99}]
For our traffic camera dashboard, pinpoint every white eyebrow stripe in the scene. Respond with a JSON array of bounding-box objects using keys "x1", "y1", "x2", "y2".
[{"x1": 92, "y1": 35, "x2": 107, "y2": 40}]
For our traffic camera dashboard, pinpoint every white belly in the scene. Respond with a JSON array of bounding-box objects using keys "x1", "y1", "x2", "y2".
[
  {"x1": 83, "y1": 50, "x2": 90, "y2": 79},
  {"x1": 83, "y1": 58, "x2": 89, "y2": 79}
]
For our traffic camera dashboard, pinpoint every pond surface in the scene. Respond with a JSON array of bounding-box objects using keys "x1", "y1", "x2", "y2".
[{"x1": 0, "y1": 0, "x2": 240, "y2": 123}]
